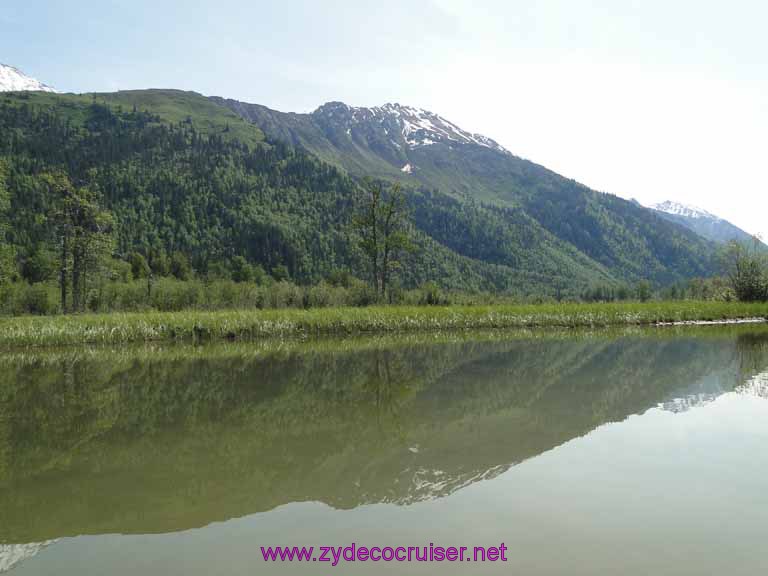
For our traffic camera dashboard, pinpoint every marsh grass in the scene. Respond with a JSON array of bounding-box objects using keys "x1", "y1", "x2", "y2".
[{"x1": 0, "y1": 301, "x2": 766, "y2": 348}]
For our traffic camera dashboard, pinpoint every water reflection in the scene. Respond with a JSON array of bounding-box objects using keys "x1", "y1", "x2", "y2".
[{"x1": 1, "y1": 326, "x2": 767, "y2": 552}]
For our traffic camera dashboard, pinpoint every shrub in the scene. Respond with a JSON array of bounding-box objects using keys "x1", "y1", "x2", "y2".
[
  {"x1": 271, "y1": 264, "x2": 290, "y2": 282},
  {"x1": 0, "y1": 282, "x2": 57, "y2": 315},
  {"x1": 129, "y1": 252, "x2": 150, "y2": 280},
  {"x1": 23, "y1": 284, "x2": 57, "y2": 315},
  {"x1": 150, "y1": 250, "x2": 171, "y2": 277},
  {"x1": 170, "y1": 252, "x2": 192, "y2": 281},
  {"x1": 151, "y1": 278, "x2": 202, "y2": 310},
  {"x1": 21, "y1": 248, "x2": 56, "y2": 283},
  {"x1": 206, "y1": 260, "x2": 231, "y2": 281},
  {"x1": 306, "y1": 282, "x2": 350, "y2": 308},
  {"x1": 419, "y1": 281, "x2": 448, "y2": 306},
  {"x1": 266, "y1": 281, "x2": 303, "y2": 308},
  {"x1": 230, "y1": 256, "x2": 254, "y2": 283},
  {"x1": 97, "y1": 281, "x2": 149, "y2": 312},
  {"x1": 349, "y1": 279, "x2": 379, "y2": 307}
]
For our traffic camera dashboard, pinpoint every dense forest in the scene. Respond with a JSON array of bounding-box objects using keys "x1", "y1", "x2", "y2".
[{"x1": 0, "y1": 90, "x2": 738, "y2": 314}]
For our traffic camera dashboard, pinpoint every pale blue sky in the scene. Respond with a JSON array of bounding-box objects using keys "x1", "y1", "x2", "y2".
[{"x1": 2, "y1": 0, "x2": 766, "y2": 237}]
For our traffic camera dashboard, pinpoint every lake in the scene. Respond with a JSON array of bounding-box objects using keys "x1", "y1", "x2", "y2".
[{"x1": 2, "y1": 326, "x2": 768, "y2": 575}]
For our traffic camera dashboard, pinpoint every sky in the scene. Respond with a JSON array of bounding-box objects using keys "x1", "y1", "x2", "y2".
[{"x1": 2, "y1": 0, "x2": 766, "y2": 237}]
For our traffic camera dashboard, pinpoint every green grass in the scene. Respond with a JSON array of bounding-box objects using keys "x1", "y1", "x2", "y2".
[
  {"x1": 1, "y1": 89, "x2": 265, "y2": 147},
  {"x1": 0, "y1": 301, "x2": 766, "y2": 348}
]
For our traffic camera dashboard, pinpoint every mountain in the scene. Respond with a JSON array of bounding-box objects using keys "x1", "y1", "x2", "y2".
[
  {"x1": 650, "y1": 200, "x2": 760, "y2": 246},
  {"x1": 0, "y1": 89, "x2": 721, "y2": 297},
  {"x1": 0, "y1": 64, "x2": 55, "y2": 93},
  {"x1": 1, "y1": 89, "x2": 617, "y2": 296},
  {"x1": 215, "y1": 97, "x2": 719, "y2": 285}
]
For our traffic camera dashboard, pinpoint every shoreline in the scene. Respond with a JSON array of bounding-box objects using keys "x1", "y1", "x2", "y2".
[
  {"x1": 0, "y1": 302, "x2": 767, "y2": 348},
  {"x1": 654, "y1": 317, "x2": 767, "y2": 326}
]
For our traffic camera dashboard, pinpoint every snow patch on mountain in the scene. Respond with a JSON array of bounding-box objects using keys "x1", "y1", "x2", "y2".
[
  {"x1": 0, "y1": 541, "x2": 58, "y2": 573},
  {"x1": 658, "y1": 393, "x2": 720, "y2": 414},
  {"x1": 0, "y1": 63, "x2": 56, "y2": 93},
  {"x1": 313, "y1": 101, "x2": 509, "y2": 153},
  {"x1": 650, "y1": 200, "x2": 720, "y2": 221},
  {"x1": 401, "y1": 163, "x2": 413, "y2": 174},
  {"x1": 375, "y1": 103, "x2": 508, "y2": 152}
]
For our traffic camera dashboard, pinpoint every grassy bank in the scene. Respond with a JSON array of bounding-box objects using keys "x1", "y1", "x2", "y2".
[{"x1": 0, "y1": 301, "x2": 767, "y2": 348}]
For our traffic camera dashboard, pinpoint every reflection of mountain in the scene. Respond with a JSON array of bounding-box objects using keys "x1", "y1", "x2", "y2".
[
  {"x1": 737, "y1": 372, "x2": 768, "y2": 399},
  {"x1": 656, "y1": 368, "x2": 736, "y2": 413},
  {"x1": 0, "y1": 541, "x2": 56, "y2": 574},
  {"x1": 1, "y1": 328, "x2": 768, "y2": 544},
  {"x1": 659, "y1": 393, "x2": 720, "y2": 413},
  {"x1": 734, "y1": 332, "x2": 768, "y2": 399}
]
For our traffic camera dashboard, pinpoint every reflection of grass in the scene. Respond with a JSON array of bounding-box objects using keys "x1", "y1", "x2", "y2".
[
  {"x1": 3, "y1": 323, "x2": 768, "y2": 365},
  {"x1": 0, "y1": 302, "x2": 766, "y2": 348}
]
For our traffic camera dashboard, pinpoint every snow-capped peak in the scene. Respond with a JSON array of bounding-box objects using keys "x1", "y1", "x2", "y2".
[
  {"x1": 650, "y1": 200, "x2": 720, "y2": 221},
  {"x1": 313, "y1": 101, "x2": 509, "y2": 154},
  {"x1": 0, "y1": 63, "x2": 56, "y2": 93}
]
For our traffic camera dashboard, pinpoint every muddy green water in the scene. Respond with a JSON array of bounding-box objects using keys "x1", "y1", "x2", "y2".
[{"x1": 1, "y1": 326, "x2": 768, "y2": 575}]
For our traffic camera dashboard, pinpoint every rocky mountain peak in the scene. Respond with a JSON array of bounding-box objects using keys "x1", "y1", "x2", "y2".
[{"x1": 312, "y1": 100, "x2": 508, "y2": 153}]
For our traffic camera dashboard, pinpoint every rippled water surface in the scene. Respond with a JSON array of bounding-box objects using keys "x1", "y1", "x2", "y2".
[{"x1": 2, "y1": 326, "x2": 768, "y2": 574}]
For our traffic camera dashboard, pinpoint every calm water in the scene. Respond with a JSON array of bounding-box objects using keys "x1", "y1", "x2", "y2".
[{"x1": 2, "y1": 326, "x2": 768, "y2": 575}]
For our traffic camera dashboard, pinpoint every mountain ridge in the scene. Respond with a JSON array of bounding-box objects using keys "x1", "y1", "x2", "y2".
[
  {"x1": 215, "y1": 96, "x2": 719, "y2": 286},
  {"x1": 649, "y1": 200, "x2": 761, "y2": 246}
]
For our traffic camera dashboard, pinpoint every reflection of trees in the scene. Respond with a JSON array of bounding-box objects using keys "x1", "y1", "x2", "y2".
[
  {"x1": 1, "y1": 326, "x2": 768, "y2": 543},
  {"x1": 736, "y1": 332, "x2": 768, "y2": 382},
  {"x1": 734, "y1": 332, "x2": 768, "y2": 398},
  {"x1": 0, "y1": 410, "x2": 8, "y2": 482}
]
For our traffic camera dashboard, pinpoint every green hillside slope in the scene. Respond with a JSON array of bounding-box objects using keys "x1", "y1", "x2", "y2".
[
  {"x1": 0, "y1": 90, "x2": 620, "y2": 296},
  {"x1": 216, "y1": 97, "x2": 718, "y2": 285}
]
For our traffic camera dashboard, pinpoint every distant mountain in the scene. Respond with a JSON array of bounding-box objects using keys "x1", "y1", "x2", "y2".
[
  {"x1": 215, "y1": 97, "x2": 719, "y2": 285},
  {"x1": 652, "y1": 201, "x2": 719, "y2": 220},
  {"x1": 0, "y1": 63, "x2": 55, "y2": 93},
  {"x1": 650, "y1": 200, "x2": 760, "y2": 246}
]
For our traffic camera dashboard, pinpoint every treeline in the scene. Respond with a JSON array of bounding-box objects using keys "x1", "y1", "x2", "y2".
[
  {"x1": 580, "y1": 278, "x2": 729, "y2": 303},
  {"x1": 0, "y1": 276, "x2": 480, "y2": 316},
  {"x1": 580, "y1": 240, "x2": 768, "y2": 304}
]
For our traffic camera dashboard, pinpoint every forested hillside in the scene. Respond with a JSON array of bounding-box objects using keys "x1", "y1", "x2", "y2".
[
  {"x1": 0, "y1": 90, "x2": 720, "y2": 306},
  {"x1": 0, "y1": 90, "x2": 621, "y2": 297},
  {"x1": 217, "y1": 97, "x2": 719, "y2": 286}
]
